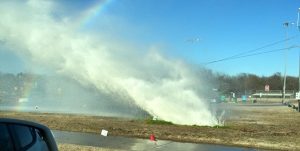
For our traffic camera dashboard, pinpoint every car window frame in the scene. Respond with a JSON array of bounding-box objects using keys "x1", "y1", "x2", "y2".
[
  {"x1": 0, "y1": 123, "x2": 15, "y2": 151},
  {"x1": 9, "y1": 124, "x2": 38, "y2": 150},
  {"x1": 0, "y1": 118, "x2": 58, "y2": 151}
]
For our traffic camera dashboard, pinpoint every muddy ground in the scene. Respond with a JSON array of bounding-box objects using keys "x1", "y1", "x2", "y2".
[{"x1": 0, "y1": 102, "x2": 299, "y2": 150}]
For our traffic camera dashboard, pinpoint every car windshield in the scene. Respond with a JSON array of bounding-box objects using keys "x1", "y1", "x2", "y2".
[{"x1": 0, "y1": 0, "x2": 300, "y2": 151}]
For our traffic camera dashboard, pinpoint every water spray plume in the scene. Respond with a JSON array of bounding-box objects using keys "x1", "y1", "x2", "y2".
[{"x1": 0, "y1": 0, "x2": 218, "y2": 126}]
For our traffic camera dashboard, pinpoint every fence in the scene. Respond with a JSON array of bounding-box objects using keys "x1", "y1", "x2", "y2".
[{"x1": 252, "y1": 90, "x2": 295, "y2": 98}]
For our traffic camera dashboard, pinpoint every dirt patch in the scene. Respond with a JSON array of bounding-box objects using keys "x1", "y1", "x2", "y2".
[{"x1": 0, "y1": 103, "x2": 299, "y2": 150}]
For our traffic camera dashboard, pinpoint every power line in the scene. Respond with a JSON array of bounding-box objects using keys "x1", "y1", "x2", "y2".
[
  {"x1": 227, "y1": 46, "x2": 297, "y2": 59},
  {"x1": 205, "y1": 35, "x2": 298, "y2": 65},
  {"x1": 204, "y1": 46, "x2": 298, "y2": 65}
]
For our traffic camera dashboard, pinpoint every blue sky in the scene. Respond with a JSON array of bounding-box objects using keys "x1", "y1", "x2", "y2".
[{"x1": 1, "y1": 0, "x2": 300, "y2": 76}]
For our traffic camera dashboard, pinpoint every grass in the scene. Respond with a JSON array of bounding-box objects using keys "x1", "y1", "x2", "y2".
[
  {"x1": 145, "y1": 119, "x2": 174, "y2": 125},
  {"x1": 191, "y1": 124, "x2": 230, "y2": 129},
  {"x1": 143, "y1": 116, "x2": 174, "y2": 125},
  {"x1": 212, "y1": 125, "x2": 230, "y2": 129}
]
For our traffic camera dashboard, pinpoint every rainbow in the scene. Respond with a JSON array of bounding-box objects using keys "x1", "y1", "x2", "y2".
[
  {"x1": 20, "y1": 79, "x2": 37, "y2": 99},
  {"x1": 77, "y1": 0, "x2": 114, "y2": 28},
  {"x1": 13, "y1": 76, "x2": 38, "y2": 111}
]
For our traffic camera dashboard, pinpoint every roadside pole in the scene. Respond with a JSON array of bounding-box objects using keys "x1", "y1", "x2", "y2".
[
  {"x1": 297, "y1": 8, "x2": 300, "y2": 93},
  {"x1": 283, "y1": 22, "x2": 289, "y2": 104},
  {"x1": 298, "y1": 100, "x2": 300, "y2": 112},
  {"x1": 297, "y1": 8, "x2": 300, "y2": 112}
]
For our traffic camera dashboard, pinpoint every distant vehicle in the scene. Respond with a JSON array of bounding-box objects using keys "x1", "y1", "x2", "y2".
[{"x1": 210, "y1": 99, "x2": 217, "y2": 103}]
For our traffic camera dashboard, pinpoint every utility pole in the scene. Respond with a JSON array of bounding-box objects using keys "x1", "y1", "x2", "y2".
[
  {"x1": 298, "y1": 9, "x2": 300, "y2": 111},
  {"x1": 283, "y1": 22, "x2": 289, "y2": 104},
  {"x1": 297, "y1": 8, "x2": 300, "y2": 92}
]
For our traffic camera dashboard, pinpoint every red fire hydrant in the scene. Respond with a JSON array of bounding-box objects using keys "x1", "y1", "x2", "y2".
[{"x1": 149, "y1": 134, "x2": 156, "y2": 141}]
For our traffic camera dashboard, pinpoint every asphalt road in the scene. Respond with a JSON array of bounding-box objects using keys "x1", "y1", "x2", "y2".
[{"x1": 53, "y1": 130, "x2": 259, "y2": 151}]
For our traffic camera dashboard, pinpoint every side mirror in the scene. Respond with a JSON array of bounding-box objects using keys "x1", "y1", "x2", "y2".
[{"x1": 0, "y1": 118, "x2": 58, "y2": 151}]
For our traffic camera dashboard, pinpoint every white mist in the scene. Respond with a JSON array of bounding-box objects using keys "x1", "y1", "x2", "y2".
[{"x1": 0, "y1": 0, "x2": 218, "y2": 126}]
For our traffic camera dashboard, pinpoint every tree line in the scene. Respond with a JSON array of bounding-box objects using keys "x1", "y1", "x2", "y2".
[
  {"x1": 0, "y1": 71, "x2": 299, "y2": 99},
  {"x1": 200, "y1": 69, "x2": 299, "y2": 97}
]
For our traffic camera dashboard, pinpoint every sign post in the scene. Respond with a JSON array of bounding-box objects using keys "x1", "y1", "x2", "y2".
[{"x1": 265, "y1": 85, "x2": 270, "y2": 101}]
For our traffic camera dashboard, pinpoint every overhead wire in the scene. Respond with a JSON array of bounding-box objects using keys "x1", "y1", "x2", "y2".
[
  {"x1": 204, "y1": 35, "x2": 299, "y2": 65},
  {"x1": 207, "y1": 46, "x2": 298, "y2": 64}
]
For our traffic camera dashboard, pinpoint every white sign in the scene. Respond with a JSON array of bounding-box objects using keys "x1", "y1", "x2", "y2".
[
  {"x1": 265, "y1": 85, "x2": 270, "y2": 92},
  {"x1": 101, "y1": 129, "x2": 108, "y2": 136},
  {"x1": 296, "y1": 92, "x2": 300, "y2": 99}
]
